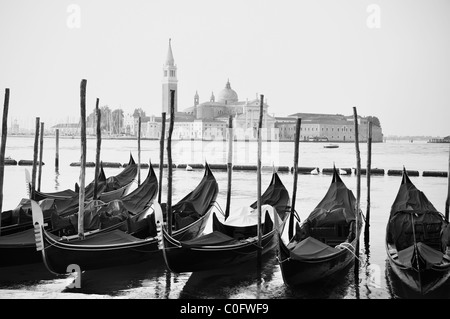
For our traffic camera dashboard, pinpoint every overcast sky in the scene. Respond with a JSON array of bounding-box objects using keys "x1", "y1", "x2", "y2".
[{"x1": 0, "y1": 0, "x2": 449, "y2": 136}]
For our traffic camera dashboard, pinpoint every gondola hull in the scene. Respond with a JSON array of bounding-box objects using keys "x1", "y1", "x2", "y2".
[
  {"x1": 161, "y1": 228, "x2": 278, "y2": 273},
  {"x1": 386, "y1": 245, "x2": 450, "y2": 294},
  {"x1": 277, "y1": 167, "x2": 362, "y2": 287},
  {"x1": 385, "y1": 168, "x2": 450, "y2": 295},
  {"x1": 0, "y1": 236, "x2": 41, "y2": 267},
  {"x1": 159, "y1": 171, "x2": 290, "y2": 274},
  {"x1": 41, "y1": 231, "x2": 160, "y2": 274},
  {"x1": 278, "y1": 236, "x2": 357, "y2": 286}
]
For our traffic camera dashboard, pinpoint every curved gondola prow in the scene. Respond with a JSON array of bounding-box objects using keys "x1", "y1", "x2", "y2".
[
  {"x1": 401, "y1": 166, "x2": 413, "y2": 185},
  {"x1": 122, "y1": 160, "x2": 159, "y2": 214},
  {"x1": 332, "y1": 164, "x2": 343, "y2": 184},
  {"x1": 154, "y1": 202, "x2": 174, "y2": 272},
  {"x1": 75, "y1": 162, "x2": 107, "y2": 194},
  {"x1": 112, "y1": 154, "x2": 138, "y2": 188},
  {"x1": 171, "y1": 162, "x2": 219, "y2": 226},
  {"x1": 250, "y1": 171, "x2": 290, "y2": 221},
  {"x1": 30, "y1": 199, "x2": 58, "y2": 275}
]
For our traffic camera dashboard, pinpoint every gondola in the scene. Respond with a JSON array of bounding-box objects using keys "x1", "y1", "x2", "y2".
[
  {"x1": 385, "y1": 167, "x2": 450, "y2": 295},
  {"x1": 0, "y1": 161, "x2": 156, "y2": 268},
  {"x1": 158, "y1": 171, "x2": 290, "y2": 273},
  {"x1": 30, "y1": 163, "x2": 219, "y2": 274},
  {"x1": 277, "y1": 166, "x2": 362, "y2": 287},
  {"x1": 0, "y1": 154, "x2": 137, "y2": 236},
  {"x1": 29, "y1": 153, "x2": 136, "y2": 202}
]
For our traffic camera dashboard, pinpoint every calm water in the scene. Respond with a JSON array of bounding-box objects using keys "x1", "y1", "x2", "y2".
[{"x1": 0, "y1": 136, "x2": 449, "y2": 299}]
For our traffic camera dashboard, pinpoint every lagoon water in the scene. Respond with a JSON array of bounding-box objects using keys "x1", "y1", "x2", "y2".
[{"x1": 0, "y1": 136, "x2": 449, "y2": 299}]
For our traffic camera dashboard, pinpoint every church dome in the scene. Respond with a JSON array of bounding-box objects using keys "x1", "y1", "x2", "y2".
[{"x1": 217, "y1": 80, "x2": 238, "y2": 104}]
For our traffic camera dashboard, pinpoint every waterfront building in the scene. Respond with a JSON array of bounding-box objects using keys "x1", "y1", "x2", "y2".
[
  {"x1": 51, "y1": 123, "x2": 94, "y2": 136},
  {"x1": 275, "y1": 113, "x2": 384, "y2": 142}
]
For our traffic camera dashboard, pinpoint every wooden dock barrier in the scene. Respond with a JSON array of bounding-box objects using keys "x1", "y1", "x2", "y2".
[
  {"x1": 49, "y1": 162, "x2": 450, "y2": 179},
  {"x1": 260, "y1": 165, "x2": 290, "y2": 172},
  {"x1": 19, "y1": 160, "x2": 45, "y2": 166},
  {"x1": 70, "y1": 161, "x2": 95, "y2": 167},
  {"x1": 423, "y1": 171, "x2": 448, "y2": 178},
  {"x1": 387, "y1": 169, "x2": 419, "y2": 176},
  {"x1": 322, "y1": 168, "x2": 351, "y2": 175},
  {"x1": 209, "y1": 163, "x2": 228, "y2": 170},
  {"x1": 5, "y1": 158, "x2": 17, "y2": 165},
  {"x1": 358, "y1": 168, "x2": 385, "y2": 175},
  {"x1": 102, "y1": 162, "x2": 122, "y2": 168},
  {"x1": 290, "y1": 166, "x2": 319, "y2": 174},
  {"x1": 233, "y1": 165, "x2": 257, "y2": 171}
]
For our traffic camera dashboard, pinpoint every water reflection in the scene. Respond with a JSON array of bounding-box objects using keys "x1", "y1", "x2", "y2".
[
  {"x1": 0, "y1": 262, "x2": 59, "y2": 288},
  {"x1": 179, "y1": 250, "x2": 277, "y2": 299},
  {"x1": 54, "y1": 169, "x2": 60, "y2": 190},
  {"x1": 63, "y1": 256, "x2": 168, "y2": 297},
  {"x1": 384, "y1": 259, "x2": 450, "y2": 299},
  {"x1": 283, "y1": 261, "x2": 356, "y2": 299}
]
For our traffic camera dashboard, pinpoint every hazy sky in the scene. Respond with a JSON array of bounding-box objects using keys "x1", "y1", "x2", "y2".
[{"x1": 0, "y1": 0, "x2": 449, "y2": 136}]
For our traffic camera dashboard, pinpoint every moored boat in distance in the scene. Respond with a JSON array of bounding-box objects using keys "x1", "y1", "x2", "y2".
[{"x1": 324, "y1": 144, "x2": 339, "y2": 149}]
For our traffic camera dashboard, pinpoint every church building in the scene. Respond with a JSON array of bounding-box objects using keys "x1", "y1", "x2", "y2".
[{"x1": 160, "y1": 39, "x2": 279, "y2": 141}]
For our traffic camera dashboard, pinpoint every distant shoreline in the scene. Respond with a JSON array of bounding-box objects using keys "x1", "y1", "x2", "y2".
[{"x1": 6, "y1": 134, "x2": 389, "y2": 143}]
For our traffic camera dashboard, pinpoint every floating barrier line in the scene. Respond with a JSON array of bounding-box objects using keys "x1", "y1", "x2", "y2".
[{"x1": 5, "y1": 160, "x2": 448, "y2": 178}]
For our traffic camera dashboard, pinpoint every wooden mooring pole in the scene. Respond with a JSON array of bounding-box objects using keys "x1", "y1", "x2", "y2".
[
  {"x1": 78, "y1": 79, "x2": 87, "y2": 239},
  {"x1": 55, "y1": 129, "x2": 59, "y2": 170},
  {"x1": 257, "y1": 94, "x2": 264, "y2": 264},
  {"x1": 353, "y1": 106, "x2": 361, "y2": 270},
  {"x1": 0, "y1": 88, "x2": 10, "y2": 235},
  {"x1": 225, "y1": 115, "x2": 233, "y2": 219},
  {"x1": 158, "y1": 112, "x2": 166, "y2": 204},
  {"x1": 138, "y1": 116, "x2": 141, "y2": 186},
  {"x1": 364, "y1": 121, "x2": 372, "y2": 242},
  {"x1": 446, "y1": 143, "x2": 450, "y2": 222},
  {"x1": 289, "y1": 118, "x2": 301, "y2": 239},
  {"x1": 166, "y1": 90, "x2": 175, "y2": 236},
  {"x1": 94, "y1": 98, "x2": 101, "y2": 200},
  {"x1": 37, "y1": 122, "x2": 44, "y2": 192},
  {"x1": 31, "y1": 117, "x2": 40, "y2": 193}
]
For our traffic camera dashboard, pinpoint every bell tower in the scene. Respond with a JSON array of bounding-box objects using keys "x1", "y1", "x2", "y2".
[{"x1": 162, "y1": 38, "x2": 178, "y2": 114}]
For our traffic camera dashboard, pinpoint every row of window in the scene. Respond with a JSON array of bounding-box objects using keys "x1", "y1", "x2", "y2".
[{"x1": 280, "y1": 126, "x2": 353, "y2": 132}]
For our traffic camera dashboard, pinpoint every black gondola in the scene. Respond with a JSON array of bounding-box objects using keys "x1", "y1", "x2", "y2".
[
  {"x1": 385, "y1": 167, "x2": 450, "y2": 295},
  {"x1": 277, "y1": 166, "x2": 362, "y2": 287},
  {"x1": 158, "y1": 171, "x2": 290, "y2": 273}
]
